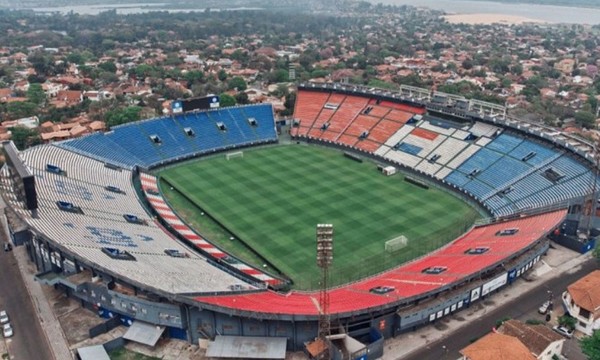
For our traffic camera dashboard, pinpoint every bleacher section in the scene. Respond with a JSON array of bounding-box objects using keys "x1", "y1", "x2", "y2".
[
  {"x1": 139, "y1": 173, "x2": 281, "y2": 286},
  {"x1": 2, "y1": 145, "x2": 252, "y2": 294},
  {"x1": 444, "y1": 133, "x2": 595, "y2": 216},
  {"x1": 59, "y1": 104, "x2": 277, "y2": 169},
  {"x1": 196, "y1": 209, "x2": 566, "y2": 315},
  {"x1": 291, "y1": 91, "x2": 330, "y2": 136},
  {"x1": 1, "y1": 88, "x2": 594, "y2": 322},
  {"x1": 293, "y1": 89, "x2": 599, "y2": 216}
]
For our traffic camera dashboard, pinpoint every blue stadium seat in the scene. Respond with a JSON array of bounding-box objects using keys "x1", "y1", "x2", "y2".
[
  {"x1": 508, "y1": 140, "x2": 559, "y2": 166},
  {"x1": 486, "y1": 134, "x2": 523, "y2": 153},
  {"x1": 453, "y1": 148, "x2": 502, "y2": 175},
  {"x1": 59, "y1": 133, "x2": 143, "y2": 169},
  {"x1": 477, "y1": 157, "x2": 530, "y2": 189},
  {"x1": 57, "y1": 104, "x2": 278, "y2": 169},
  {"x1": 396, "y1": 142, "x2": 422, "y2": 156}
]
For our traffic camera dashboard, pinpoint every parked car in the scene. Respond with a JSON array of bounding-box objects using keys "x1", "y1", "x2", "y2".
[
  {"x1": 553, "y1": 325, "x2": 574, "y2": 338},
  {"x1": 538, "y1": 300, "x2": 551, "y2": 314},
  {"x1": 0, "y1": 311, "x2": 8, "y2": 324},
  {"x1": 2, "y1": 323, "x2": 12, "y2": 338},
  {"x1": 3, "y1": 242, "x2": 11, "y2": 252}
]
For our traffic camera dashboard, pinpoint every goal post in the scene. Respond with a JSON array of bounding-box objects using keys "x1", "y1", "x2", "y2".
[
  {"x1": 385, "y1": 235, "x2": 408, "y2": 253},
  {"x1": 226, "y1": 151, "x2": 244, "y2": 160}
]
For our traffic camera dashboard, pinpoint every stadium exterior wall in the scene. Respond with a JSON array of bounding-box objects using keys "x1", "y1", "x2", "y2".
[
  {"x1": 14, "y1": 221, "x2": 550, "y2": 351},
  {"x1": 2, "y1": 85, "x2": 584, "y2": 351}
]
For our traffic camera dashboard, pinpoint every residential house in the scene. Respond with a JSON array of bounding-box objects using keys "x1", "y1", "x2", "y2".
[
  {"x1": 2, "y1": 116, "x2": 39, "y2": 129},
  {"x1": 42, "y1": 82, "x2": 64, "y2": 98},
  {"x1": 562, "y1": 270, "x2": 600, "y2": 336},
  {"x1": 460, "y1": 332, "x2": 536, "y2": 360},
  {"x1": 53, "y1": 90, "x2": 83, "y2": 107},
  {"x1": 0, "y1": 88, "x2": 12, "y2": 102},
  {"x1": 554, "y1": 58, "x2": 576, "y2": 75},
  {"x1": 498, "y1": 320, "x2": 564, "y2": 360}
]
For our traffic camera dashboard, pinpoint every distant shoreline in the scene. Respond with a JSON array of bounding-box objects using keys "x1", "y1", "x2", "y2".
[
  {"x1": 443, "y1": 13, "x2": 549, "y2": 25},
  {"x1": 461, "y1": 0, "x2": 600, "y2": 10}
]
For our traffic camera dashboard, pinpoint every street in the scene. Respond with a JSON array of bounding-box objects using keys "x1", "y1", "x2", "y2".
[
  {"x1": 401, "y1": 258, "x2": 597, "y2": 360},
  {"x1": 0, "y1": 242, "x2": 53, "y2": 360}
]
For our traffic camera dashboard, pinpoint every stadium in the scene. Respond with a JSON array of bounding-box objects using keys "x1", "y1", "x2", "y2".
[{"x1": 1, "y1": 82, "x2": 598, "y2": 357}]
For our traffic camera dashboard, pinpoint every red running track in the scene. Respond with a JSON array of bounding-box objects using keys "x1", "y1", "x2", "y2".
[{"x1": 196, "y1": 209, "x2": 566, "y2": 316}]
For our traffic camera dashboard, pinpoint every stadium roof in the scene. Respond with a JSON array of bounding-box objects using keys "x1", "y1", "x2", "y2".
[
  {"x1": 123, "y1": 321, "x2": 165, "y2": 347},
  {"x1": 195, "y1": 209, "x2": 567, "y2": 316},
  {"x1": 77, "y1": 345, "x2": 110, "y2": 360}
]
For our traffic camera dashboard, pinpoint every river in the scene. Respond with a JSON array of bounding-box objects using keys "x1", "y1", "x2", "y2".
[
  {"x1": 29, "y1": 3, "x2": 262, "y2": 15},
  {"x1": 376, "y1": 0, "x2": 600, "y2": 24},
  {"x1": 19, "y1": 0, "x2": 600, "y2": 24}
]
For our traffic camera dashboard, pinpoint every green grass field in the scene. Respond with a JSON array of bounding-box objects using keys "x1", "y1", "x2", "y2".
[{"x1": 159, "y1": 145, "x2": 481, "y2": 290}]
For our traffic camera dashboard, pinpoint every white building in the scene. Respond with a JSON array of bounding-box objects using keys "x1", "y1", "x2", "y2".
[{"x1": 562, "y1": 270, "x2": 600, "y2": 336}]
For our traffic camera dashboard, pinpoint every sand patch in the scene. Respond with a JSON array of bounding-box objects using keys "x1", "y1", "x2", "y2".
[{"x1": 443, "y1": 13, "x2": 548, "y2": 25}]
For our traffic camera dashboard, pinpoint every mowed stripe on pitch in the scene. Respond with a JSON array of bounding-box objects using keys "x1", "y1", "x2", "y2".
[{"x1": 160, "y1": 145, "x2": 479, "y2": 289}]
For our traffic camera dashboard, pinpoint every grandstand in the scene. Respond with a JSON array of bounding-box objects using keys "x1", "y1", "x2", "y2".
[
  {"x1": 1, "y1": 145, "x2": 251, "y2": 294},
  {"x1": 0, "y1": 87, "x2": 597, "y2": 352},
  {"x1": 197, "y1": 209, "x2": 566, "y2": 315},
  {"x1": 59, "y1": 104, "x2": 277, "y2": 169},
  {"x1": 293, "y1": 87, "x2": 597, "y2": 217}
]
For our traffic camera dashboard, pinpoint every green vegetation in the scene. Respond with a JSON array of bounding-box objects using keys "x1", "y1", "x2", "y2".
[
  {"x1": 105, "y1": 106, "x2": 142, "y2": 128},
  {"x1": 9, "y1": 126, "x2": 41, "y2": 150},
  {"x1": 496, "y1": 316, "x2": 512, "y2": 328},
  {"x1": 558, "y1": 315, "x2": 577, "y2": 330},
  {"x1": 581, "y1": 330, "x2": 600, "y2": 360},
  {"x1": 109, "y1": 348, "x2": 161, "y2": 360},
  {"x1": 218, "y1": 93, "x2": 236, "y2": 107},
  {"x1": 159, "y1": 145, "x2": 480, "y2": 289}
]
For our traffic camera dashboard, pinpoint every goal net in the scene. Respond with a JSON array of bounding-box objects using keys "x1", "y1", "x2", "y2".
[
  {"x1": 226, "y1": 151, "x2": 244, "y2": 160},
  {"x1": 385, "y1": 235, "x2": 408, "y2": 253}
]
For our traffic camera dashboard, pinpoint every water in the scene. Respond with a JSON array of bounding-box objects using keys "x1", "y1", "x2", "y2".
[
  {"x1": 376, "y1": 0, "x2": 600, "y2": 24},
  {"x1": 20, "y1": 0, "x2": 600, "y2": 24},
  {"x1": 30, "y1": 3, "x2": 262, "y2": 15}
]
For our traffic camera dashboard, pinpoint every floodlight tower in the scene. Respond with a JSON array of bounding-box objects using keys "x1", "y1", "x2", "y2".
[{"x1": 316, "y1": 224, "x2": 334, "y2": 342}]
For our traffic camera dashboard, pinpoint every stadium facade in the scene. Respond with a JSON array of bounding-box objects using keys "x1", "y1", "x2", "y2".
[{"x1": 1, "y1": 85, "x2": 598, "y2": 354}]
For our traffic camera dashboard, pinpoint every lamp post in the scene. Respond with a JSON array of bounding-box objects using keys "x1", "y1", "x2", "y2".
[{"x1": 316, "y1": 224, "x2": 334, "y2": 351}]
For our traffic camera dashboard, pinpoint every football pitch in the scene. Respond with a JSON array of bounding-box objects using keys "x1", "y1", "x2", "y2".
[{"x1": 159, "y1": 145, "x2": 481, "y2": 290}]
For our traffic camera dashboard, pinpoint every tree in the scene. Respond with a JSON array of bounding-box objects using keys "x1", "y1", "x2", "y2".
[
  {"x1": 268, "y1": 69, "x2": 289, "y2": 83},
  {"x1": 510, "y1": 64, "x2": 523, "y2": 76},
  {"x1": 7, "y1": 101, "x2": 37, "y2": 119},
  {"x1": 104, "y1": 106, "x2": 142, "y2": 128},
  {"x1": 461, "y1": 59, "x2": 474, "y2": 70},
  {"x1": 235, "y1": 92, "x2": 249, "y2": 105},
  {"x1": 227, "y1": 76, "x2": 247, "y2": 91},
  {"x1": 217, "y1": 69, "x2": 228, "y2": 82},
  {"x1": 27, "y1": 52, "x2": 52, "y2": 76},
  {"x1": 593, "y1": 245, "x2": 600, "y2": 264},
  {"x1": 183, "y1": 70, "x2": 204, "y2": 85},
  {"x1": 9, "y1": 126, "x2": 41, "y2": 150},
  {"x1": 558, "y1": 315, "x2": 576, "y2": 330},
  {"x1": 98, "y1": 61, "x2": 117, "y2": 73},
  {"x1": 580, "y1": 330, "x2": 600, "y2": 360},
  {"x1": 575, "y1": 111, "x2": 596, "y2": 128},
  {"x1": 218, "y1": 93, "x2": 236, "y2": 107},
  {"x1": 281, "y1": 91, "x2": 296, "y2": 117},
  {"x1": 26, "y1": 83, "x2": 45, "y2": 106}
]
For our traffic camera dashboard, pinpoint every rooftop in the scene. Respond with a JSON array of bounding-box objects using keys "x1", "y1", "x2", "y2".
[
  {"x1": 567, "y1": 270, "x2": 600, "y2": 313},
  {"x1": 460, "y1": 332, "x2": 536, "y2": 360},
  {"x1": 498, "y1": 320, "x2": 563, "y2": 357}
]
